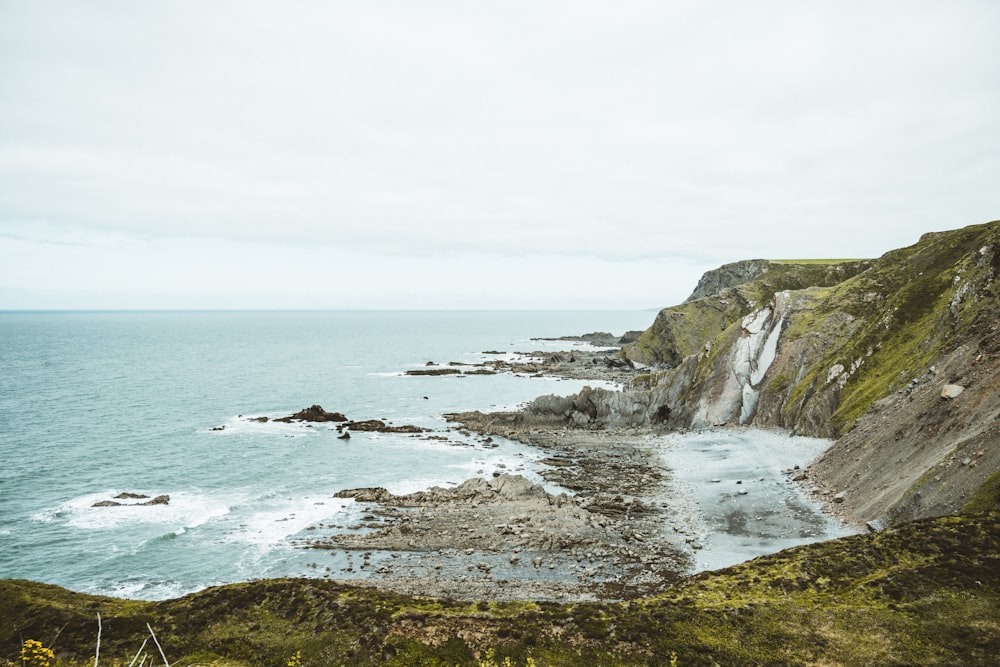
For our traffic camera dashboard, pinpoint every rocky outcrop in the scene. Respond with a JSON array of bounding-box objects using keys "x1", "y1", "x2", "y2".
[
  {"x1": 340, "y1": 419, "x2": 426, "y2": 433},
  {"x1": 272, "y1": 405, "x2": 348, "y2": 423},
  {"x1": 684, "y1": 259, "x2": 770, "y2": 302}
]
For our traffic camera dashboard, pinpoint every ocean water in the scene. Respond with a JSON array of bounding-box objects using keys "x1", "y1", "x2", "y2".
[{"x1": 0, "y1": 310, "x2": 655, "y2": 599}]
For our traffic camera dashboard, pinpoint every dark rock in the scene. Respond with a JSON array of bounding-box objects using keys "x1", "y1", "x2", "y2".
[
  {"x1": 278, "y1": 405, "x2": 348, "y2": 423},
  {"x1": 405, "y1": 368, "x2": 462, "y2": 376},
  {"x1": 93, "y1": 493, "x2": 168, "y2": 507},
  {"x1": 338, "y1": 431, "x2": 351, "y2": 440},
  {"x1": 619, "y1": 331, "x2": 643, "y2": 344},
  {"x1": 343, "y1": 419, "x2": 426, "y2": 433}
]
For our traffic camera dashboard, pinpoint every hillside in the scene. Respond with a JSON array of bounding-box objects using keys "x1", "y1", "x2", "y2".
[
  {"x1": 496, "y1": 221, "x2": 1000, "y2": 529},
  {"x1": 2, "y1": 512, "x2": 997, "y2": 666}
]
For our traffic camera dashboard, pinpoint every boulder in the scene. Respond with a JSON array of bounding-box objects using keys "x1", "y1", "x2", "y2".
[{"x1": 940, "y1": 384, "x2": 965, "y2": 399}]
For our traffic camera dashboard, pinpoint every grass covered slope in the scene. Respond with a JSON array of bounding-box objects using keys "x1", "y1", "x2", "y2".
[
  {"x1": 625, "y1": 259, "x2": 871, "y2": 368},
  {"x1": 3, "y1": 512, "x2": 998, "y2": 666}
]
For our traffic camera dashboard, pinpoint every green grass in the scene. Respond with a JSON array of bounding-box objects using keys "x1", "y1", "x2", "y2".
[
  {"x1": 3, "y1": 513, "x2": 998, "y2": 666},
  {"x1": 768, "y1": 258, "x2": 870, "y2": 264}
]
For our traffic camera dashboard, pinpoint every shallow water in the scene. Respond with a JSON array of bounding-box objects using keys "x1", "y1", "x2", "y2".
[{"x1": 657, "y1": 430, "x2": 854, "y2": 571}]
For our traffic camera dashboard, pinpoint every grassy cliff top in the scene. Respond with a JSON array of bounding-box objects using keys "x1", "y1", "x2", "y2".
[{"x1": 768, "y1": 258, "x2": 870, "y2": 264}]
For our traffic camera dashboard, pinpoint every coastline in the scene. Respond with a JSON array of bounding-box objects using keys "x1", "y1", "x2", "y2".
[{"x1": 290, "y1": 337, "x2": 850, "y2": 602}]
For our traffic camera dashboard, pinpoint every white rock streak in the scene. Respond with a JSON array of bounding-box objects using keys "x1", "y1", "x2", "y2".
[{"x1": 693, "y1": 292, "x2": 788, "y2": 427}]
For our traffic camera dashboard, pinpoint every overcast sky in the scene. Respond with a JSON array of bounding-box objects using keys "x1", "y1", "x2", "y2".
[{"x1": 1, "y1": 1, "x2": 998, "y2": 310}]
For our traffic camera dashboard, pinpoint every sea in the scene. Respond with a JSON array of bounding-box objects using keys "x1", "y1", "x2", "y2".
[
  {"x1": 0, "y1": 310, "x2": 656, "y2": 599},
  {"x1": 0, "y1": 310, "x2": 849, "y2": 601}
]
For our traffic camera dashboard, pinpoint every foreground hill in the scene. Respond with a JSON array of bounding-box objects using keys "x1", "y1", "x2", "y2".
[{"x1": 2, "y1": 512, "x2": 997, "y2": 666}]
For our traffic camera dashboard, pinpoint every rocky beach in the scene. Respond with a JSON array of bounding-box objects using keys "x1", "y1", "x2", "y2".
[{"x1": 279, "y1": 335, "x2": 845, "y2": 602}]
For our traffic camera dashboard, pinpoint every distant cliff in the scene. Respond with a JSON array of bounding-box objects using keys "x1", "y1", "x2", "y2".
[{"x1": 503, "y1": 221, "x2": 1000, "y2": 528}]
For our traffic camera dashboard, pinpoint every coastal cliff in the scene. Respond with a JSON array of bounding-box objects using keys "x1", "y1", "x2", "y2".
[{"x1": 475, "y1": 221, "x2": 1000, "y2": 529}]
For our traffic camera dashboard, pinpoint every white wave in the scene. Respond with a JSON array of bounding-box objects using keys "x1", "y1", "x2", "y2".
[
  {"x1": 97, "y1": 578, "x2": 195, "y2": 601},
  {"x1": 207, "y1": 414, "x2": 320, "y2": 437},
  {"x1": 32, "y1": 489, "x2": 236, "y2": 532},
  {"x1": 224, "y1": 495, "x2": 354, "y2": 546}
]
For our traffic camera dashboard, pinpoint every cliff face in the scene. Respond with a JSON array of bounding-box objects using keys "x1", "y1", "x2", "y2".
[{"x1": 524, "y1": 221, "x2": 1000, "y2": 527}]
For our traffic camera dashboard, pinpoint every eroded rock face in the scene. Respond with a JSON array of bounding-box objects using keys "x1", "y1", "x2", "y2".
[{"x1": 685, "y1": 259, "x2": 770, "y2": 302}]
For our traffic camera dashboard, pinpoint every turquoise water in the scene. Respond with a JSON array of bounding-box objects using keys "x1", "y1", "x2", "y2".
[{"x1": 0, "y1": 310, "x2": 654, "y2": 599}]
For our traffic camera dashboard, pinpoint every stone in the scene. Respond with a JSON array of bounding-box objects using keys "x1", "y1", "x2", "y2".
[
  {"x1": 940, "y1": 384, "x2": 965, "y2": 399},
  {"x1": 833, "y1": 492, "x2": 846, "y2": 503}
]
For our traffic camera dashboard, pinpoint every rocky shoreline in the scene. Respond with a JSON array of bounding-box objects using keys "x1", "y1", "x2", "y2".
[
  {"x1": 280, "y1": 335, "x2": 704, "y2": 602},
  {"x1": 298, "y1": 428, "x2": 694, "y2": 602},
  {"x1": 283, "y1": 331, "x2": 849, "y2": 602}
]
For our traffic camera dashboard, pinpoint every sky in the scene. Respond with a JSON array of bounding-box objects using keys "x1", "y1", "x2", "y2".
[{"x1": 1, "y1": 1, "x2": 998, "y2": 310}]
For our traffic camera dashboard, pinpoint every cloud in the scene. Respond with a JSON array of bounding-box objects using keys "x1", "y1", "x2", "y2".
[{"x1": 1, "y1": 1, "x2": 998, "y2": 307}]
